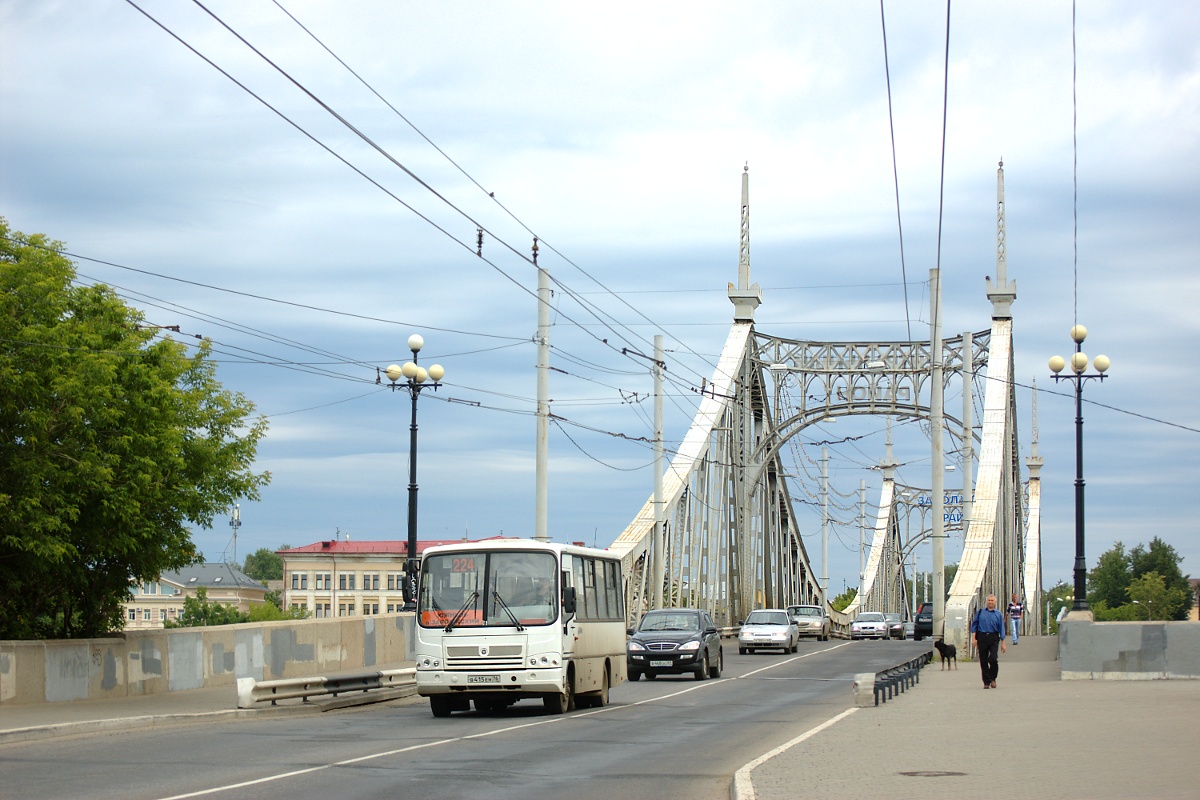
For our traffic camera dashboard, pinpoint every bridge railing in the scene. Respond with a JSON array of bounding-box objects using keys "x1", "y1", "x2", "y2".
[{"x1": 236, "y1": 667, "x2": 415, "y2": 709}]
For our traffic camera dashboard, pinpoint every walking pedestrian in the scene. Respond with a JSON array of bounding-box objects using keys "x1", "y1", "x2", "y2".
[
  {"x1": 970, "y1": 594, "x2": 1007, "y2": 688},
  {"x1": 1007, "y1": 592, "x2": 1024, "y2": 645}
]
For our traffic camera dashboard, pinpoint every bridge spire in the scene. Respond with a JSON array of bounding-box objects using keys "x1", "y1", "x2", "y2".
[
  {"x1": 880, "y1": 418, "x2": 899, "y2": 481},
  {"x1": 986, "y1": 159, "x2": 1017, "y2": 318},
  {"x1": 728, "y1": 163, "x2": 762, "y2": 322},
  {"x1": 1026, "y1": 379, "x2": 1043, "y2": 474}
]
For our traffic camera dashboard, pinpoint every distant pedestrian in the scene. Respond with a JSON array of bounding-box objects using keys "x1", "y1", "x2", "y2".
[
  {"x1": 1007, "y1": 592, "x2": 1025, "y2": 645},
  {"x1": 970, "y1": 594, "x2": 1007, "y2": 689}
]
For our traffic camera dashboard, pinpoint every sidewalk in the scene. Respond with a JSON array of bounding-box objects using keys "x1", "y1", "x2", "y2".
[{"x1": 741, "y1": 636, "x2": 1200, "y2": 800}]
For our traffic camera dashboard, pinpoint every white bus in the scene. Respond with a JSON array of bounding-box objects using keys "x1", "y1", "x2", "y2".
[{"x1": 414, "y1": 539, "x2": 626, "y2": 716}]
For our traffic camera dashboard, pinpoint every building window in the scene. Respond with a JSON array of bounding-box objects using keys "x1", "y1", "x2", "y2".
[
  {"x1": 301, "y1": 573, "x2": 308, "y2": 589},
  {"x1": 129, "y1": 608, "x2": 137, "y2": 621},
  {"x1": 160, "y1": 609, "x2": 167, "y2": 621},
  {"x1": 370, "y1": 603, "x2": 379, "y2": 615},
  {"x1": 316, "y1": 572, "x2": 331, "y2": 590},
  {"x1": 143, "y1": 609, "x2": 151, "y2": 621},
  {"x1": 292, "y1": 573, "x2": 299, "y2": 590},
  {"x1": 365, "y1": 573, "x2": 380, "y2": 591}
]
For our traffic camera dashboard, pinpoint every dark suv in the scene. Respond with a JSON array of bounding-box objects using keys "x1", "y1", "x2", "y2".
[
  {"x1": 627, "y1": 608, "x2": 723, "y2": 681},
  {"x1": 914, "y1": 602, "x2": 933, "y2": 641}
]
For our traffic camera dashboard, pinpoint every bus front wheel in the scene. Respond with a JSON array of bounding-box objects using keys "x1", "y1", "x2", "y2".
[
  {"x1": 544, "y1": 681, "x2": 574, "y2": 714},
  {"x1": 430, "y1": 696, "x2": 452, "y2": 718}
]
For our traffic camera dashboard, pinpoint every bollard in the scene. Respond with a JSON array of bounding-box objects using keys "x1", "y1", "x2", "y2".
[{"x1": 852, "y1": 673, "x2": 875, "y2": 707}]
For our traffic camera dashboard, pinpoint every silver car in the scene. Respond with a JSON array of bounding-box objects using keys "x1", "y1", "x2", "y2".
[
  {"x1": 787, "y1": 604, "x2": 831, "y2": 641},
  {"x1": 738, "y1": 609, "x2": 800, "y2": 654},
  {"x1": 850, "y1": 611, "x2": 889, "y2": 640}
]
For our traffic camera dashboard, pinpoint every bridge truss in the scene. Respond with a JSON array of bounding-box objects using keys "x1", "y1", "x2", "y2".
[{"x1": 607, "y1": 164, "x2": 1040, "y2": 642}]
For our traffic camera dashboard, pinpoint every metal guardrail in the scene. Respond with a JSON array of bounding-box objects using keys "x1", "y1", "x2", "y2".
[
  {"x1": 236, "y1": 667, "x2": 416, "y2": 709},
  {"x1": 852, "y1": 652, "x2": 931, "y2": 707}
]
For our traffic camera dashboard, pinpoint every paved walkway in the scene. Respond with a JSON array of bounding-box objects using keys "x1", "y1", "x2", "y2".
[{"x1": 740, "y1": 636, "x2": 1200, "y2": 800}]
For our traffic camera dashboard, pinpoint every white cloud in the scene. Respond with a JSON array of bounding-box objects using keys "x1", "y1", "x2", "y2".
[{"x1": 2, "y1": 0, "x2": 1198, "y2": 585}]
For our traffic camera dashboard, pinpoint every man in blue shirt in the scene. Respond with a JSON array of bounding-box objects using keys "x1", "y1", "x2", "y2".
[{"x1": 970, "y1": 594, "x2": 1008, "y2": 688}]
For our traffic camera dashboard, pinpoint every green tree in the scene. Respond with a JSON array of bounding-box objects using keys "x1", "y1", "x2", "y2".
[
  {"x1": 1127, "y1": 572, "x2": 1189, "y2": 621},
  {"x1": 164, "y1": 587, "x2": 249, "y2": 627},
  {"x1": 1087, "y1": 541, "x2": 1131, "y2": 610},
  {"x1": 0, "y1": 220, "x2": 270, "y2": 639},
  {"x1": 1044, "y1": 580, "x2": 1074, "y2": 634},
  {"x1": 242, "y1": 546, "x2": 287, "y2": 581},
  {"x1": 831, "y1": 587, "x2": 857, "y2": 612},
  {"x1": 248, "y1": 595, "x2": 310, "y2": 622},
  {"x1": 1088, "y1": 538, "x2": 1192, "y2": 621},
  {"x1": 1130, "y1": 538, "x2": 1192, "y2": 618}
]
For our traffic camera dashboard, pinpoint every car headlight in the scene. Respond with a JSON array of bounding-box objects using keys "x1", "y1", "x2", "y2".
[
  {"x1": 627, "y1": 641, "x2": 646, "y2": 652},
  {"x1": 677, "y1": 640, "x2": 701, "y2": 651}
]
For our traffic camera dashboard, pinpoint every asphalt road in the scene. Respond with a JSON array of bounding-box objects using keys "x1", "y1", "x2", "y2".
[{"x1": 1, "y1": 640, "x2": 928, "y2": 800}]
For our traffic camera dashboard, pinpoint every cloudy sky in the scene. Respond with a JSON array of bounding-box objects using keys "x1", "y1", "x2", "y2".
[{"x1": 3, "y1": 1, "x2": 1198, "y2": 594}]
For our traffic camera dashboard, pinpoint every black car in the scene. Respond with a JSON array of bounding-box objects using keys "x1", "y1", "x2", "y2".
[
  {"x1": 627, "y1": 608, "x2": 723, "y2": 681},
  {"x1": 914, "y1": 601, "x2": 933, "y2": 641}
]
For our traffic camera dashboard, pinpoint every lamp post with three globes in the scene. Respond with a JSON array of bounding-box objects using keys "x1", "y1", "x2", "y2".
[
  {"x1": 1049, "y1": 324, "x2": 1109, "y2": 613},
  {"x1": 385, "y1": 335, "x2": 445, "y2": 612}
]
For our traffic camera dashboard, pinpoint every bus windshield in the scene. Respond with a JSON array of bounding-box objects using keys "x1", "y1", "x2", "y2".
[{"x1": 419, "y1": 549, "x2": 559, "y2": 628}]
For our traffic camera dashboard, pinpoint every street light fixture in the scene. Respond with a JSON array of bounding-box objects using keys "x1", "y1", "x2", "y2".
[
  {"x1": 385, "y1": 334, "x2": 445, "y2": 612},
  {"x1": 1132, "y1": 599, "x2": 1153, "y2": 621},
  {"x1": 1049, "y1": 324, "x2": 1110, "y2": 613}
]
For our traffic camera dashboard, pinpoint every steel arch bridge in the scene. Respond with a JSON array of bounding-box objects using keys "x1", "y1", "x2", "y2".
[{"x1": 607, "y1": 164, "x2": 1041, "y2": 647}]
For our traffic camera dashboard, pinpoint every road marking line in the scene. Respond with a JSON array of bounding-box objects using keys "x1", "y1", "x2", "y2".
[
  {"x1": 736, "y1": 641, "x2": 853, "y2": 680},
  {"x1": 157, "y1": 642, "x2": 856, "y2": 798},
  {"x1": 730, "y1": 707, "x2": 859, "y2": 800}
]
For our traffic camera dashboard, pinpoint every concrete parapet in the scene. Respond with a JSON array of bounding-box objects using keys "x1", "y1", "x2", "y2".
[
  {"x1": 1060, "y1": 618, "x2": 1200, "y2": 680},
  {"x1": 0, "y1": 613, "x2": 413, "y2": 706}
]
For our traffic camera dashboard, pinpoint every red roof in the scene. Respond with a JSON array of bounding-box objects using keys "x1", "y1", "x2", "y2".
[{"x1": 278, "y1": 536, "x2": 508, "y2": 556}]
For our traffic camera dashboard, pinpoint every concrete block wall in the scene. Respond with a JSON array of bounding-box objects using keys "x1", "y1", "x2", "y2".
[
  {"x1": 0, "y1": 613, "x2": 413, "y2": 706},
  {"x1": 1060, "y1": 619, "x2": 1200, "y2": 680}
]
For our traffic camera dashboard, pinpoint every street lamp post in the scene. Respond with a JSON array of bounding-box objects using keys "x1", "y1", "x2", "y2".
[
  {"x1": 385, "y1": 334, "x2": 445, "y2": 612},
  {"x1": 1049, "y1": 324, "x2": 1110, "y2": 613},
  {"x1": 1132, "y1": 599, "x2": 1153, "y2": 621}
]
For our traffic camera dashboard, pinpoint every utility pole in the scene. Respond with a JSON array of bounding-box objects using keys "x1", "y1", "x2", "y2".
[
  {"x1": 535, "y1": 239, "x2": 550, "y2": 542},
  {"x1": 652, "y1": 335, "x2": 665, "y2": 609},
  {"x1": 931, "y1": 267, "x2": 946, "y2": 642},
  {"x1": 820, "y1": 448, "x2": 829, "y2": 605}
]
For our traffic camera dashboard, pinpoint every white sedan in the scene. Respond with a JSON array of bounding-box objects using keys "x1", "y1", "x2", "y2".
[
  {"x1": 738, "y1": 609, "x2": 800, "y2": 654},
  {"x1": 850, "y1": 611, "x2": 890, "y2": 640}
]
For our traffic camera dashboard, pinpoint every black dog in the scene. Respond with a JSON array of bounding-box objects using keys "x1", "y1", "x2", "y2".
[{"x1": 933, "y1": 639, "x2": 957, "y2": 670}]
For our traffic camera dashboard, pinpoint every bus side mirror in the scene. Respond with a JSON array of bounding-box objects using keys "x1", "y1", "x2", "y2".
[{"x1": 562, "y1": 586, "x2": 577, "y2": 614}]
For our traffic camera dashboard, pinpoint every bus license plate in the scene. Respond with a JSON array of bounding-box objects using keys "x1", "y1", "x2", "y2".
[
  {"x1": 649, "y1": 660, "x2": 672, "y2": 668},
  {"x1": 467, "y1": 675, "x2": 500, "y2": 684}
]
